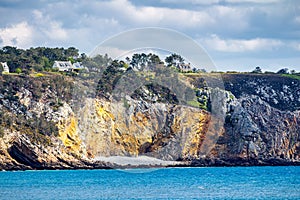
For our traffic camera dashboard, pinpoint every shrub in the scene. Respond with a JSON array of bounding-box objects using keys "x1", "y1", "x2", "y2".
[
  {"x1": 15, "y1": 68, "x2": 22, "y2": 74},
  {"x1": 35, "y1": 73, "x2": 44, "y2": 77}
]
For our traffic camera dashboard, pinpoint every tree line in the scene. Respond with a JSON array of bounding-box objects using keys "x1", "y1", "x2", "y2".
[
  {"x1": 0, "y1": 46, "x2": 190, "y2": 74},
  {"x1": 0, "y1": 46, "x2": 88, "y2": 73},
  {"x1": 0, "y1": 46, "x2": 298, "y2": 76},
  {"x1": 251, "y1": 66, "x2": 299, "y2": 75}
]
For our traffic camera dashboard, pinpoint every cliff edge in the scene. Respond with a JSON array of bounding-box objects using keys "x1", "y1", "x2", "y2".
[{"x1": 0, "y1": 71, "x2": 299, "y2": 170}]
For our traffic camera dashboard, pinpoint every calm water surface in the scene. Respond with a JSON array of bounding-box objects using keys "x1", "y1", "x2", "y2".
[{"x1": 0, "y1": 166, "x2": 299, "y2": 199}]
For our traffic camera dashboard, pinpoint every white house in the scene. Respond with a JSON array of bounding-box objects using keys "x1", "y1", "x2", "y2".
[
  {"x1": 1, "y1": 62, "x2": 10, "y2": 73},
  {"x1": 52, "y1": 61, "x2": 73, "y2": 72},
  {"x1": 72, "y1": 62, "x2": 85, "y2": 72},
  {"x1": 177, "y1": 63, "x2": 191, "y2": 72},
  {"x1": 53, "y1": 61, "x2": 86, "y2": 72}
]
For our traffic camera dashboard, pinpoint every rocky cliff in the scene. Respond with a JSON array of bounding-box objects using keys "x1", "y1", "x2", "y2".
[{"x1": 0, "y1": 72, "x2": 299, "y2": 170}]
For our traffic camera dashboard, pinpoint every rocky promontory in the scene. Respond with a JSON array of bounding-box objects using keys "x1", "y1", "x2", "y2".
[{"x1": 0, "y1": 69, "x2": 300, "y2": 170}]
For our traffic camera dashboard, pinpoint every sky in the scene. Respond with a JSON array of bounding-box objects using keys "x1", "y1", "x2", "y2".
[{"x1": 0, "y1": 0, "x2": 299, "y2": 72}]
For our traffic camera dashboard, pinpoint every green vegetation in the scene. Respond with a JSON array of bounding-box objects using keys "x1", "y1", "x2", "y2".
[
  {"x1": 0, "y1": 73, "x2": 78, "y2": 145},
  {"x1": 282, "y1": 74, "x2": 300, "y2": 80},
  {"x1": 15, "y1": 68, "x2": 22, "y2": 74},
  {"x1": 226, "y1": 71, "x2": 239, "y2": 74},
  {"x1": 165, "y1": 53, "x2": 184, "y2": 67},
  {"x1": 277, "y1": 68, "x2": 289, "y2": 74},
  {"x1": 194, "y1": 88, "x2": 209, "y2": 110},
  {"x1": 187, "y1": 99, "x2": 200, "y2": 108},
  {"x1": 1, "y1": 46, "x2": 298, "y2": 77},
  {"x1": 0, "y1": 109, "x2": 57, "y2": 145},
  {"x1": 34, "y1": 73, "x2": 45, "y2": 77},
  {"x1": 129, "y1": 53, "x2": 163, "y2": 70},
  {"x1": 0, "y1": 46, "x2": 84, "y2": 73},
  {"x1": 96, "y1": 60, "x2": 125, "y2": 99}
]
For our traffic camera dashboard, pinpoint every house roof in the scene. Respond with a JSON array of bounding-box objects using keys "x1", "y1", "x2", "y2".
[
  {"x1": 53, "y1": 61, "x2": 73, "y2": 71},
  {"x1": 53, "y1": 61, "x2": 85, "y2": 71},
  {"x1": 72, "y1": 62, "x2": 84, "y2": 69}
]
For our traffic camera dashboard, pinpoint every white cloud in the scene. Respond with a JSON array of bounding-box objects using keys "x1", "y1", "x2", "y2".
[
  {"x1": 226, "y1": 0, "x2": 281, "y2": 3},
  {"x1": 33, "y1": 9, "x2": 67, "y2": 41},
  {"x1": 206, "y1": 5, "x2": 248, "y2": 31},
  {"x1": 160, "y1": 0, "x2": 280, "y2": 4},
  {"x1": 45, "y1": 21, "x2": 67, "y2": 41},
  {"x1": 32, "y1": 9, "x2": 43, "y2": 19},
  {"x1": 289, "y1": 41, "x2": 300, "y2": 51},
  {"x1": 160, "y1": 0, "x2": 220, "y2": 5},
  {"x1": 0, "y1": 0, "x2": 298, "y2": 72},
  {"x1": 136, "y1": 7, "x2": 214, "y2": 27},
  {"x1": 0, "y1": 21, "x2": 33, "y2": 48},
  {"x1": 295, "y1": 16, "x2": 300, "y2": 24},
  {"x1": 99, "y1": 0, "x2": 214, "y2": 28},
  {"x1": 202, "y1": 34, "x2": 283, "y2": 52}
]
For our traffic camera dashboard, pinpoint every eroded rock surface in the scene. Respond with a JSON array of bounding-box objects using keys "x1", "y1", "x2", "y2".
[{"x1": 0, "y1": 73, "x2": 299, "y2": 170}]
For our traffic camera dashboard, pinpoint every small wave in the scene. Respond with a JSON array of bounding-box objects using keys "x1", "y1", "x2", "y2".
[{"x1": 197, "y1": 186, "x2": 205, "y2": 190}]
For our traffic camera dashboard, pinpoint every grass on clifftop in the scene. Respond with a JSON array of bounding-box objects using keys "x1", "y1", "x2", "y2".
[{"x1": 282, "y1": 74, "x2": 300, "y2": 80}]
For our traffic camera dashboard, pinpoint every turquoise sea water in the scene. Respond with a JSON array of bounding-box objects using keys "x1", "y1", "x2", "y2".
[{"x1": 0, "y1": 166, "x2": 299, "y2": 199}]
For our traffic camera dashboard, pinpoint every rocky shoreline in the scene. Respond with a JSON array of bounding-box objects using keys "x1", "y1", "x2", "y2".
[
  {"x1": 2, "y1": 159, "x2": 300, "y2": 171},
  {"x1": 1, "y1": 133, "x2": 299, "y2": 171}
]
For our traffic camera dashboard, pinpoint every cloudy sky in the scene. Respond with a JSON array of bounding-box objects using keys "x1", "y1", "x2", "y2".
[{"x1": 0, "y1": 0, "x2": 299, "y2": 72}]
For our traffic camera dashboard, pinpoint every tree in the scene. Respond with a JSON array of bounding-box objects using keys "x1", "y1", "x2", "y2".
[
  {"x1": 277, "y1": 68, "x2": 289, "y2": 74},
  {"x1": 78, "y1": 53, "x2": 87, "y2": 62},
  {"x1": 68, "y1": 56, "x2": 75, "y2": 64},
  {"x1": 0, "y1": 64, "x2": 3, "y2": 76},
  {"x1": 165, "y1": 53, "x2": 184, "y2": 67},
  {"x1": 130, "y1": 53, "x2": 146, "y2": 70},
  {"x1": 130, "y1": 53, "x2": 141, "y2": 69},
  {"x1": 84, "y1": 54, "x2": 112, "y2": 72},
  {"x1": 64, "y1": 47, "x2": 79, "y2": 58},
  {"x1": 290, "y1": 70, "x2": 297, "y2": 74},
  {"x1": 2, "y1": 46, "x2": 19, "y2": 55},
  {"x1": 96, "y1": 60, "x2": 124, "y2": 99},
  {"x1": 148, "y1": 53, "x2": 162, "y2": 66},
  {"x1": 128, "y1": 53, "x2": 163, "y2": 70},
  {"x1": 125, "y1": 56, "x2": 131, "y2": 64},
  {"x1": 41, "y1": 56, "x2": 51, "y2": 70},
  {"x1": 252, "y1": 66, "x2": 262, "y2": 73}
]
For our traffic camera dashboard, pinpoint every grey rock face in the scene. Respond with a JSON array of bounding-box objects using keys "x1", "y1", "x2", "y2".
[
  {"x1": 202, "y1": 93, "x2": 300, "y2": 166},
  {"x1": 222, "y1": 74, "x2": 300, "y2": 111},
  {"x1": 1, "y1": 73, "x2": 300, "y2": 169}
]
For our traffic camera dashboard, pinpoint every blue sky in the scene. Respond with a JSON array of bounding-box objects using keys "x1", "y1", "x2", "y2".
[{"x1": 0, "y1": 0, "x2": 299, "y2": 72}]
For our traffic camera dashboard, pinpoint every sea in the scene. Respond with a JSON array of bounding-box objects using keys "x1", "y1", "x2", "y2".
[{"x1": 0, "y1": 166, "x2": 299, "y2": 199}]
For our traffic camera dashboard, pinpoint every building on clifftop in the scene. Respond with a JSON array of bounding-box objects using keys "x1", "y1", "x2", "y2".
[
  {"x1": 53, "y1": 61, "x2": 85, "y2": 72},
  {"x1": 52, "y1": 61, "x2": 73, "y2": 72},
  {"x1": 1, "y1": 62, "x2": 10, "y2": 73},
  {"x1": 177, "y1": 63, "x2": 191, "y2": 72},
  {"x1": 72, "y1": 62, "x2": 86, "y2": 72}
]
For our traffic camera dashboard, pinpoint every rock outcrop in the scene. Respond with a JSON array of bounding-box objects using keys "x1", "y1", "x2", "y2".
[{"x1": 0, "y1": 72, "x2": 299, "y2": 170}]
